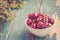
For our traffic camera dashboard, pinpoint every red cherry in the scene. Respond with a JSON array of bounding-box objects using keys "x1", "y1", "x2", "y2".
[
  {"x1": 42, "y1": 17, "x2": 45, "y2": 23},
  {"x1": 37, "y1": 12, "x2": 43, "y2": 17},
  {"x1": 45, "y1": 17, "x2": 48, "y2": 22},
  {"x1": 43, "y1": 17, "x2": 48, "y2": 23},
  {"x1": 30, "y1": 23, "x2": 36, "y2": 29},
  {"x1": 37, "y1": 21, "x2": 43, "y2": 29},
  {"x1": 50, "y1": 18, "x2": 54, "y2": 25},
  {"x1": 26, "y1": 19, "x2": 32, "y2": 26},
  {"x1": 44, "y1": 22, "x2": 48, "y2": 28},
  {"x1": 37, "y1": 16, "x2": 42, "y2": 22},
  {"x1": 42, "y1": 14, "x2": 49, "y2": 22},
  {"x1": 48, "y1": 17, "x2": 54, "y2": 25},
  {"x1": 32, "y1": 19, "x2": 37, "y2": 23},
  {"x1": 48, "y1": 23, "x2": 52, "y2": 27},
  {"x1": 28, "y1": 13, "x2": 37, "y2": 19},
  {"x1": 41, "y1": 24, "x2": 45, "y2": 29}
]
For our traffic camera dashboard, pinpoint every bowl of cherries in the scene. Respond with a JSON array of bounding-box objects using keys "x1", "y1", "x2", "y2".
[{"x1": 25, "y1": 12, "x2": 54, "y2": 37}]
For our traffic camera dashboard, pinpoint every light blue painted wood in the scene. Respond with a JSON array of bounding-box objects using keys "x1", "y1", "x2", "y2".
[{"x1": 2, "y1": 0, "x2": 60, "y2": 40}]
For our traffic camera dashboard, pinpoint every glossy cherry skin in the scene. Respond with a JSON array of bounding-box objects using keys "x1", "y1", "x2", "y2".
[{"x1": 26, "y1": 19, "x2": 32, "y2": 25}]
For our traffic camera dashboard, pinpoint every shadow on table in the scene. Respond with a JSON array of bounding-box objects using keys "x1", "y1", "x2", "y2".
[{"x1": 16, "y1": 30, "x2": 56, "y2": 40}]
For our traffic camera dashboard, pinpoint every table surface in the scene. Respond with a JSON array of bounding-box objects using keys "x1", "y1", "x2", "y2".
[{"x1": 1, "y1": 0, "x2": 60, "y2": 40}]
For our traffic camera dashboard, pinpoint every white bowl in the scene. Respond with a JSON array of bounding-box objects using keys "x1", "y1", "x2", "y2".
[{"x1": 25, "y1": 19, "x2": 54, "y2": 37}]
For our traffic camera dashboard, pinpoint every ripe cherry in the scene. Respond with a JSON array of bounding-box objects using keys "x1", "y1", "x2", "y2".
[
  {"x1": 28, "y1": 13, "x2": 37, "y2": 19},
  {"x1": 37, "y1": 16, "x2": 42, "y2": 22},
  {"x1": 37, "y1": 21, "x2": 43, "y2": 29},
  {"x1": 30, "y1": 23, "x2": 36, "y2": 29},
  {"x1": 26, "y1": 19, "x2": 32, "y2": 25},
  {"x1": 48, "y1": 17, "x2": 54, "y2": 25}
]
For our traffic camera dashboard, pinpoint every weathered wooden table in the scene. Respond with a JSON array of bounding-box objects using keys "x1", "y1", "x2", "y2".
[{"x1": 1, "y1": 0, "x2": 60, "y2": 40}]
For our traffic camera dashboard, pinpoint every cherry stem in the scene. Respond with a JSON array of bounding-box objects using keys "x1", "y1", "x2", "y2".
[{"x1": 39, "y1": 0, "x2": 42, "y2": 12}]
